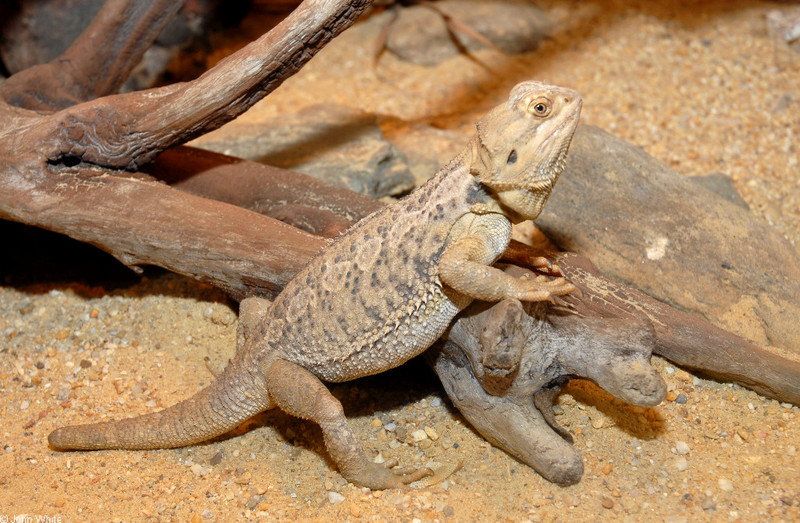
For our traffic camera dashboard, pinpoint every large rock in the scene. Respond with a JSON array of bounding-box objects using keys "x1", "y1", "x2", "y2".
[
  {"x1": 537, "y1": 125, "x2": 800, "y2": 353},
  {"x1": 194, "y1": 104, "x2": 415, "y2": 198},
  {"x1": 384, "y1": 0, "x2": 549, "y2": 66}
]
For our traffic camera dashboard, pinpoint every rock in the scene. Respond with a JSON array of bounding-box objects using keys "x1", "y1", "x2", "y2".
[
  {"x1": 209, "y1": 450, "x2": 223, "y2": 466},
  {"x1": 674, "y1": 441, "x2": 691, "y2": 455},
  {"x1": 193, "y1": 104, "x2": 414, "y2": 198},
  {"x1": 327, "y1": 491, "x2": 345, "y2": 505},
  {"x1": 384, "y1": 124, "x2": 467, "y2": 185},
  {"x1": 538, "y1": 125, "x2": 800, "y2": 353},
  {"x1": 246, "y1": 495, "x2": 265, "y2": 511},
  {"x1": 689, "y1": 173, "x2": 750, "y2": 209},
  {"x1": 384, "y1": 0, "x2": 549, "y2": 66}
]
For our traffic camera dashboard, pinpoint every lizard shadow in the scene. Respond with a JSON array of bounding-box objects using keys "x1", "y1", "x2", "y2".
[
  {"x1": 0, "y1": 220, "x2": 235, "y2": 304},
  {"x1": 203, "y1": 357, "x2": 456, "y2": 470},
  {"x1": 556, "y1": 379, "x2": 667, "y2": 442}
]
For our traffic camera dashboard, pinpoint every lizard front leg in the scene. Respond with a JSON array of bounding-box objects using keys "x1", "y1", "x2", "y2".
[
  {"x1": 439, "y1": 213, "x2": 575, "y2": 302},
  {"x1": 265, "y1": 359, "x2": 432, "y2": 489}
]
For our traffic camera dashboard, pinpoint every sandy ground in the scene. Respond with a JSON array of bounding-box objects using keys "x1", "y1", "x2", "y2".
[{"x1": 1, "y1": 0, "x2": 799, "y2": 521}]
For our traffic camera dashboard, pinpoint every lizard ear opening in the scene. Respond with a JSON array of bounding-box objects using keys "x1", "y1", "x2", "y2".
[{"x1": 469, "y1": 128, "x2": 493, "y2": 181}]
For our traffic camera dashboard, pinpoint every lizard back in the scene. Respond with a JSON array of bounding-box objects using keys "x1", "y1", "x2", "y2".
[{"x1": 262, "y1": 155, "x2": 484, "y2": 382}]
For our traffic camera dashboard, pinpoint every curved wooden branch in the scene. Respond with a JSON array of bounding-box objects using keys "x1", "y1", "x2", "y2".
[
  {"x1": 34, "y1": 0, "x2": 371, "y2": 169},
  {"x1": 0, "y1": 0, "x2": 795, "y2": 408},
  {"x1": 147, "y1": 147, "x2": 382, "y2": 237},
  {"x1": 0, "y1": 0, "x2": 183, "y2": 111},
  {"x1": 0, "y1": 159, "x2": 326, "y2": 300}
]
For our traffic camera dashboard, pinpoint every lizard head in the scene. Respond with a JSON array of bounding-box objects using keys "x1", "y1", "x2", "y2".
[{"x1": 470, "y1": 81, "x2": 582, "y2": 223}]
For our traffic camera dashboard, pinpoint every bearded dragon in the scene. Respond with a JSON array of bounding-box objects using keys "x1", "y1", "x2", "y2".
[{"x1": 48, "y1": 81, "x2": 582, "y2": 489}]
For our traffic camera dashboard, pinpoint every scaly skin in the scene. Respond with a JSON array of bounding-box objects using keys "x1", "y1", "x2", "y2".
[{"x1": 48, "y1": 81, "x2": 582, "y2": 489}]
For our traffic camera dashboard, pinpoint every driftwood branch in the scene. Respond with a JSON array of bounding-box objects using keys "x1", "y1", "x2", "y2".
[
  {"x1": 0, "y1": 0, "x2": 371, "y2": 299},
  {"x1": 502, "y1": 244, "x2": 800, "y2": 405}
]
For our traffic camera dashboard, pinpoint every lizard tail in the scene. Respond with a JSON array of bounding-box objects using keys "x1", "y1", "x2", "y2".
[{"x1": 48, "y1": 359, "x2": 272, "y2": 450}]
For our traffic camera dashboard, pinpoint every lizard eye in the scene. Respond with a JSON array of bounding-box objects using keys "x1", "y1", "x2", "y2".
[
  {"x1": 507, "y1": 150, "x2": 517, "y2": 165},
  {"x1": 528, "y1": 98, "x2": 551, "y2": 117}
]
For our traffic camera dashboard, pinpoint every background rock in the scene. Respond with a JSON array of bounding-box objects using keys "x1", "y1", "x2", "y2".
[
  {"x1": 194, "y1": 104, "x2": 414, "y2": 198},
  {"x1": 384, "y1": 0, "x2": 549, "y2": 66}
]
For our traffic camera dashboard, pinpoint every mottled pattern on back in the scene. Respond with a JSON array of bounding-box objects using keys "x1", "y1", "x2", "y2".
[{"x1": 268, "y1": 156, "x2": 483, "y2": 381}]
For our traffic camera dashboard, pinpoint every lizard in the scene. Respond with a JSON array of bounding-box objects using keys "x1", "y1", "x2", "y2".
[{"x1": 47, "y1": 80, "x2": 583, "y2": 489}]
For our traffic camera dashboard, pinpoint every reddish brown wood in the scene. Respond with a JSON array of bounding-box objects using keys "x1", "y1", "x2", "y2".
[{"x1": 0, "y1": 0, "x2": 370, "y2": 298}]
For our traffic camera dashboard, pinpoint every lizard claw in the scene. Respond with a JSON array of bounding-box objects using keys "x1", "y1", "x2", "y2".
[{"x1": 348, "y1": 461, "x2": 433, "y2": 490}]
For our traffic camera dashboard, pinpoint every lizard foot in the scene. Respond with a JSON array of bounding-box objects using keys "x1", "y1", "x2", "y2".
[
  {"x1": 349, "y1": 461, "x2": 433, "y2": 490},
  {"x1": 514, "y1": 276, "x2": 577, "y2": 303}
]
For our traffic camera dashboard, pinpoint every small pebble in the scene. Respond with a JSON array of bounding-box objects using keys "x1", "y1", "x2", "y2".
[
  {"x1": 246, "y1": 495, "x2": 265, "y2": 510},
  {"x1": 424, "y1": 426, "x2": 439, "y2": 440},
  {"x1": 328, "y1": 491, "x2": 345, "y2": 505},
  {"x1": 718, "y1": 478, "x2": 734, "y2": 492},
  {"x1": 601, "y1": 498, "x2": 614, "y2": 509},
  {"x1": 20, "y1": 400, "x2": 29, "y2": 411},
  {"x1": 411, "y1": 429, "x2": 428, "y2": 442},
  {"x1": 601, "y1": 463, "x2": 613, "y2": 475},
  {"x1": 201, "y1": 509, "x2": 214, "y2": 520},
  {"x1": 675, "y1": 441, "x2": 690, "y2": 455},
  {"x1": 674, "y1": 457, "x2": 688, "y2": 472},
  {"x1": 348, "y1": 502, "x2": 362, "y2": 517},
  {"x1": 666, "y1": 391, "x2": 678, "y2": 402},
  {"x1": 190, "y1": 464, "x2": 210, "y2": 477},
  {"x1": 209, "y1": 451, "x2": 223, "y2": 466},
  {"x1": 675, "y1": 394, "x2": 688, "y2": 404}
]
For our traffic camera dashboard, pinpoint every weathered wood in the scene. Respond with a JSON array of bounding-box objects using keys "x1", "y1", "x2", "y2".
[
  {"x1": 502, "y1": 244, "x2": 800, "y2": 406},
  {"x1": 147, "y1": 146, "x2": 382, "y2": 237},
  {"x1": 0, "y1": 0, "x2": 371, "y2": 299}
]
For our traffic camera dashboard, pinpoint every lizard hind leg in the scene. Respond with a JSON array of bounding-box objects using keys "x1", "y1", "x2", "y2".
[
  {"x1": 265, "y1": 359, "x2": 432, "y2": 489},
  {"x1": 48, "y1": 359, "x2": 273, "y2": 451}
]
